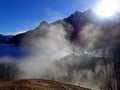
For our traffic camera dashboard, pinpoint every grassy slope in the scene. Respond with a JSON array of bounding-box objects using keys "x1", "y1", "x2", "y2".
[{"x1": 0, "y1": 79, "x2": 91, "y2": 90}]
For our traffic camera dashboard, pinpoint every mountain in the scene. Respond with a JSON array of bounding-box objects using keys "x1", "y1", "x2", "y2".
[
  {"x1": 0, "y1": 34, "x2": 12, "y2": 44},
  {"x1": 8, "y1": 20, "x2": 73, "y2": 45},
  {"x1": 1, "y1": 10, "x2": 120, "y2": 90},
  {"x1": 64, "y1": 9, "x2": 96, "y2": 30},
  {"x1": 8, "y1": 9, "x2": 120, "y2": 46}
]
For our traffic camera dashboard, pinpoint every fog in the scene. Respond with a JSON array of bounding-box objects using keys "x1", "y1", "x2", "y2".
[{"x1": 0, "y1": 23, "x2": 117, "y2": 90}]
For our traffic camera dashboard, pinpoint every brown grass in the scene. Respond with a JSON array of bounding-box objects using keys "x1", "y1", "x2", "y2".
[{"x1": 0, "y1": 79, "x2": 91, "y2": 90}]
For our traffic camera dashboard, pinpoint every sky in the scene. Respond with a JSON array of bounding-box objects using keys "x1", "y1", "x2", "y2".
[{"x1": 0, "y1": 0, "x2": 98, "y2": 35}]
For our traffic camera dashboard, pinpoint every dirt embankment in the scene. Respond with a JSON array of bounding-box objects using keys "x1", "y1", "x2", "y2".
[{"x1": 0, "y1": 79, "x2": 91, "y2": 90}]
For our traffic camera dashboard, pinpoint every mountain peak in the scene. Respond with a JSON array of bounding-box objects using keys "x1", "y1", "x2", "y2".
[
  {"x1": 40, "y1": 21, "x2": 48, "y2": 26},
  {"x1": 65, "y1": 9, "x2": 96, "y2": 28},
  {"x1": 84, "y1": 9, "x2": 92, "y2": 13},
  {"x1": 83, "y1": 9, "x2": 95, "y2": 17},
  {"x1": 73, "y1": 9, "x2": 94, "y2": 15},
  {"x1": 70, "y1": 9, "x2": 95, "y2": 18},
  {"x1": 83, "y1": 9, "x2": 93, "y2": 14},
  {"x1": 74, "y1": 11, "x2": 82, "y2": 15}
]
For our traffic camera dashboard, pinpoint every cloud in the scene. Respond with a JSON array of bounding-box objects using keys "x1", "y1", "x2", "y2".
[{"x1": 17, "y1": 24, "x2": 72, "y2": 78}]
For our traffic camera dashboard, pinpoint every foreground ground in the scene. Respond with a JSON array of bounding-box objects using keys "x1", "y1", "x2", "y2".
[{"x1": 0, "y1": 79, "x2": 91, "y2": 90}]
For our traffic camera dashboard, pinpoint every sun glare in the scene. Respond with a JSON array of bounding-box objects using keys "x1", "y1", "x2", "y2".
[{"x1": 96, "y1": 0, "x2": 119, "y2": 17}]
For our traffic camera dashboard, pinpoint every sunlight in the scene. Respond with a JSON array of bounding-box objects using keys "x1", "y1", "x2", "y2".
[{"x1": 95, "y1": 0, "x2": 119, "y2": 17}]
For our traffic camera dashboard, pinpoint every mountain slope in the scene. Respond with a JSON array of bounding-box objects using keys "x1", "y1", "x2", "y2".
[{"x1": 8, "y1": 9, "x2": 120, "y2": 46}]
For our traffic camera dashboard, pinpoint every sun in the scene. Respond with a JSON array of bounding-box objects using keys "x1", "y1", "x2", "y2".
[{"x1": 95, "y1": 0, "x2": 119, "y2": 17}]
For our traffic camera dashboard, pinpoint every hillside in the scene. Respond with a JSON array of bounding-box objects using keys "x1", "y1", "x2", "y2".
[{"x1": 0, "y1": 79, "x2": 91, "y2": 90}]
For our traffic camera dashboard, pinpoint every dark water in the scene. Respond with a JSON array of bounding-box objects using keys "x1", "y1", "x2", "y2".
[{"x1": 0, "y1": 44, "x2": 31, "y2": 58}]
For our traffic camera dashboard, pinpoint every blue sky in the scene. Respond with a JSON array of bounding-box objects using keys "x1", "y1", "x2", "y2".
[{"x1": 0, "y1": 0, "x2": 98, "y2": 34}]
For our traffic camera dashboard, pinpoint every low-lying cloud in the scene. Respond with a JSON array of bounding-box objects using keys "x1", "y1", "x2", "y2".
[{"x1": 0, "y1": 22, "x2": 117, "y2": 90}]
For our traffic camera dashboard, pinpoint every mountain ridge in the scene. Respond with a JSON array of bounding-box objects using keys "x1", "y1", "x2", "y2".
[{"x1": 2, "y1": 9, "x2": 120, "y2": 46}]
